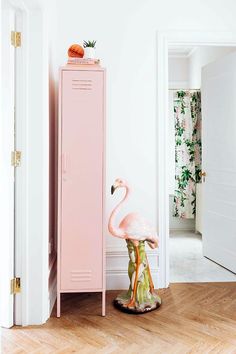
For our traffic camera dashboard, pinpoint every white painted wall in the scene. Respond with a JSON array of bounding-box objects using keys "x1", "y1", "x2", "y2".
[
  {"x1": 189, "y1": 46, "x2": 236, "y2": 88},
  {"x1": 18, "y1": 0, "x2": 58, "y2": 323},
  {"x1": 46, "y1": 1, "x2": 58, "y2": 316},
  {"x1": 168, "y1": 57, "x2": 189, "y2": 86},
  {"x1": 50, "y1": 0, "x2": 236, "y2": 290}
]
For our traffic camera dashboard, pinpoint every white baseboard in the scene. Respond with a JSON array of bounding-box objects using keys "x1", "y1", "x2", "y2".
[
  {"x1": 106, "y1": 246, "x2": 160, "y2": 290},
  {"x1": 48, "y1": 246, "x2": 160, "y2": 307},
  {"x1": 170, "y1": 228, "x2": 195, "y2": 232}
]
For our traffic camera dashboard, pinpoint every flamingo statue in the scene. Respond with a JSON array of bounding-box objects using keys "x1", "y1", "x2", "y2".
[{"x1": 108, "y1": 178, "x2": 161, "y2": 313}]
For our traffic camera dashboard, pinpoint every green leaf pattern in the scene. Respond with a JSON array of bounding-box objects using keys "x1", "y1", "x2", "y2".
[{"x1": 173, "y1": 91, "x2": 202, "y2": 219}]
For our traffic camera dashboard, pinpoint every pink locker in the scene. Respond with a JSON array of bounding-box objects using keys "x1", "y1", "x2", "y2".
[{"x1": 57, "y1": 66, "x2": 106, "y2": 317}]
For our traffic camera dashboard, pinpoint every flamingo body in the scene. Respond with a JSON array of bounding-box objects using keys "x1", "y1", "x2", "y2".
[{"x1": 119, "y1": 212, "x2": 158, "y2": 249}]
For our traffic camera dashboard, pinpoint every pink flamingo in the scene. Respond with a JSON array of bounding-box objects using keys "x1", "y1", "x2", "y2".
[{"x1": 108, "y1": 178, "x2": 159, "y2": 309}]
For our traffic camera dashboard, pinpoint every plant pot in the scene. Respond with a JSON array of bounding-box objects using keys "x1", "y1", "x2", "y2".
[{"x1": 84, "y1": 47, "x2": 96, "y2": 59}]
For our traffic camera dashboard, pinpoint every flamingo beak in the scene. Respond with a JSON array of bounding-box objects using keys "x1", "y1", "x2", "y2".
[{"x1": 111, "y1": 185, "x2": 115, "y2": 195}]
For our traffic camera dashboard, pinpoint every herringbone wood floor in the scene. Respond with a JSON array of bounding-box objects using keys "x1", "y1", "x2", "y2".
[{"x1": 2, "y1": 283, "x2": 236, "y2": 354}]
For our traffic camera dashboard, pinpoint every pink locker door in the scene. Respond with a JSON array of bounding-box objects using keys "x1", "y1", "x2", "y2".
[{"x1": 60, "y1": 70, "x2": 104, "y2": 291}]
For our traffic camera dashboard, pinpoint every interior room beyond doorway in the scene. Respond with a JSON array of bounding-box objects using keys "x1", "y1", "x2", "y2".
[{"x1": 168, "y1": 45, "x2": 236, "y2": 283}]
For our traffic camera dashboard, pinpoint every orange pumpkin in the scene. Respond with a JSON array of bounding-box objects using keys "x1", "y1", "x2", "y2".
[{"x1": 68, "y1": 44, "x2": 84, "y2": 58}]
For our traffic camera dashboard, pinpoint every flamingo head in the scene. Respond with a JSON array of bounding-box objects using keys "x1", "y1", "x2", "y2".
[{"x1": 111, "y1": 178, "x2": 128, "y2": 195}]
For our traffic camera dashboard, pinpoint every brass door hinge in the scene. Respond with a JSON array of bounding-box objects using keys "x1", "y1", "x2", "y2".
[
  {"x1": 11, "y1": 151, "x2": 21, "y2": 167},
  {"x1": 11, "y1": 277, "x2": 21, "y2": 294},
  {"x1": 11, "y1": 31, "x2": 21, "y2": 47}
]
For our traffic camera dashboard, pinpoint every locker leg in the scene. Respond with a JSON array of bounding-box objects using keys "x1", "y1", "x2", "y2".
[
  {"x1": 57, "y1": 292, "x2": 61, "y2": 318},
  {"x1": 102, "y1": 290, "x2": 106, "y2": 317}
]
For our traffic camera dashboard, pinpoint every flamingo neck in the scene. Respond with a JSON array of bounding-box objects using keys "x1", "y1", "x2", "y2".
[{"x1": 108, "y1": 186, "x2": 129, "y2": 238}]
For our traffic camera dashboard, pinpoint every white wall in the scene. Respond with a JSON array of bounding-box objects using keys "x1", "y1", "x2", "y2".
[
  {"x1": 45, "y1": 0, "x2": 58, "y2": 316},
  {"x1": 16, "y1": 0, "x2": 57, "y2": 325},
  {"x1": 168, "y1": 57, "x2": 189, "y2": 86},
  {"x1": 50, "y1": 0, "x2": 236, "y2": 290},
  {"x1": 189, "y1": 46, "x2": 236, "y2": 88}
]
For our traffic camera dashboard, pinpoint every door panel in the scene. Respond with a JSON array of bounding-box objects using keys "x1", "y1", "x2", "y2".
[
  {"x1": 202, "y1": 51, "x2": 236, "y2": 273},
  {"x1": 0, "y1": 5, "x2": 15, "y2": 328},
  {"x1": 60, "y1": 70, "x2": 104, "y2": 290},
  {"x1": 14, "y1": 8, "x2": 24, "y2": 325}
]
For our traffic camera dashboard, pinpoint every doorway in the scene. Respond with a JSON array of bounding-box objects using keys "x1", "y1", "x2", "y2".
[
  {"x1": 168, "y1": 45, "x2": 236, "y2": 283},
  {"x1": 156, "y1": 31, "x2": 236, "y2": 288}
]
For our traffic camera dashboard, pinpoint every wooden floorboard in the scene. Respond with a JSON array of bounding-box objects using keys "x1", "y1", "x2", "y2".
[{"x1": 2, "y1": 283, "x2": 236, "y2": 353}]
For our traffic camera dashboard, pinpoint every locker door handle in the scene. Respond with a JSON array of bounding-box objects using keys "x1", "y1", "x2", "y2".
[{"x1": 62, "y1": 153, "x2": 67, "y2": 174}]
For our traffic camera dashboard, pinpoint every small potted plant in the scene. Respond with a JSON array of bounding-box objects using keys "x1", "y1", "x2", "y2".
[{"x1": 83, "y1": 40, "x2": 97, "y2": 59}]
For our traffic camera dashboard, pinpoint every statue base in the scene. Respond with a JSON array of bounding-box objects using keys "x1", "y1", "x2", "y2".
[{"x1": 113, "y1": 291, "x2": 161, "y2": 314}]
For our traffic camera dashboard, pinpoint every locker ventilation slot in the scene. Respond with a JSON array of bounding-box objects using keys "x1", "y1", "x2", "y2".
[
  {"x1": 72, "y1": 79, "x2": 92, "y2": 91},
  {"x1": 71, "y1": 270, "x2": 92, "y2": 282}
]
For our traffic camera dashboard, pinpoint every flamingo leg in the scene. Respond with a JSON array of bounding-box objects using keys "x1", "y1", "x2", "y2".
[
  {"x1": 127, "y1": 245, "x2": 140, "y2": 308},
  {"x1": 147, "y1": 259, "x2": 155, "y2": 294}
]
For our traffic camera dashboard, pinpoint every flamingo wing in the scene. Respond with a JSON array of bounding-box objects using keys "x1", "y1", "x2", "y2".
[{"x1": 119, "y1": 213, "x2": 159, "y2": 249}]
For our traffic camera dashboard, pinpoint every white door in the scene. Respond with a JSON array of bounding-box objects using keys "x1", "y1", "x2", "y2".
[
  {"x1": 0, "y1": 4, "x2": 15, "y2": 328},
  {"x1": 0, "y1": 4, "x2": 24, "y2": 328},
  {"x1": 201, "y1": 50, "x2": 236, "y2": 273},
  {"x1": 14, "y1": 8, "x2": 24, "y2": 326}
]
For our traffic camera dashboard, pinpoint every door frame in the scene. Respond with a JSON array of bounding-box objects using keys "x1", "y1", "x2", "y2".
[
  {"x1": 1, "y1": 0, "x2": 49, "y2": 326},
  {"x1": 156, "y1": 30, "x2": 236, "y2": 288}
]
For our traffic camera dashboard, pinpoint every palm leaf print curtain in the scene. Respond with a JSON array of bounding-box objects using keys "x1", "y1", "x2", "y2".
[{"x1": 173, "y1": 90, "x2": 202, "y2": 219}]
